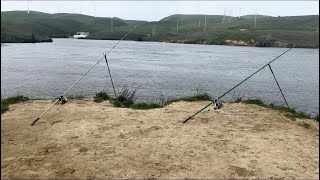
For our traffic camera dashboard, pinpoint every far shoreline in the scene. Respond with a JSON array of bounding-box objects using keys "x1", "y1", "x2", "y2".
[{"x1": 2, "y1": 38, "x2": 319, "y2": 49}]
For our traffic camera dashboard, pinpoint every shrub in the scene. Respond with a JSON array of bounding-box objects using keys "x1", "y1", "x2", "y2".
[
  {"x1": 116, "y1": 88, "x2": 137, "y2": 107},
  {"x1": 94, "y1": 91, "x2": 110, "y2": 103},
  {"x1": 1, "y1": 95, "x2": 29, "y2": 114}
]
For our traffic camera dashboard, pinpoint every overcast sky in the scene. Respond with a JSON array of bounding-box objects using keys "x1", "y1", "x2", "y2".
[{"x1": 1, "y1": 1, "x2": 319, "y2": 21}]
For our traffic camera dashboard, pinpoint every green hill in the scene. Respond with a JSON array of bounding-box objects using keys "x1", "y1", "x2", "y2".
[
  {"x1": 1, "y1": 11, "x2": 319, "y2": 47},
  {"x1": 1, "y1": 11, "x2": 129, "y2": 43}
]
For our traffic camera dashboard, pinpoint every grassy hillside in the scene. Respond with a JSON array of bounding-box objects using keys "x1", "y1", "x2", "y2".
[
  {"x1": 1, "y1": 11, "x2": 319, "y2": 47},
  {"x1": 135, "y1": 14, "x2": 319, "y2": 47},
  {"x1": 1, "y1": 11, "x2": 129, "y2": 43}
]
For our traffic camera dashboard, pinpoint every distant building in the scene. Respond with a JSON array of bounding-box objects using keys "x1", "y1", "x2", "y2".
[
  {"x1": 239, "y1": 29, "x2": 248, "y2": 32},
  {"x1": 73, "y1": 32, "x2": 89, "y2": 39}
]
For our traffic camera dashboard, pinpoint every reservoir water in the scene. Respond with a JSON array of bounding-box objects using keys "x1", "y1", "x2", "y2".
[{"x1": 1, "y1": 38, "x2": 319, "y2": 116}]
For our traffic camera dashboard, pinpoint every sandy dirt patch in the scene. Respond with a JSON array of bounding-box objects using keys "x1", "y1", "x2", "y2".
[{"x1": 1, "y1": 99, "x2": 319, "y2": 179}]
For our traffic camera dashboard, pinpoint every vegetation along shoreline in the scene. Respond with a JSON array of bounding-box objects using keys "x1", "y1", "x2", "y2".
[{"x1": 1, "y1": 92, "x2": 319, "y2": 122}]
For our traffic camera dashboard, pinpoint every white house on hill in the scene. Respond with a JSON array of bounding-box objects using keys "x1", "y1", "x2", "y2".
[{"x1": 73, "y1": 32, "x2": 90, "y2": 38}]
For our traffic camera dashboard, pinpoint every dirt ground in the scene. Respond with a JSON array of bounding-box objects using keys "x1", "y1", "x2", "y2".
[{"x1": 1, "y1": 99, "x2": 319, "y2": 179}]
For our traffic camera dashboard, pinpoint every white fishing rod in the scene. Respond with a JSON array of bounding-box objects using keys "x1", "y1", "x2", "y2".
[{"x1": 31, "y1": 25, "x2": 138, "y2": 126}]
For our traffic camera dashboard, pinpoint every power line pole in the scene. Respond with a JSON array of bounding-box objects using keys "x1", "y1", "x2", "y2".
[
  {"x1": 152, "y1": 26, "x2": 154, "y2": 36},
  {"x1": 254, "y1": 9, "x2": 257, "y2": 29},
  {"x1": 176, "y1": 18, "x2": 179, "y2": 34},
  {"x1": 94, "y1": 2, "x2": 96, "y2": 24},
  {"x1": 254, "y1": 14, "x2": 257, "y2": 29},
  {"x1": 152, "y1": 24, "x2": 156, "y2": 36},
  {"x1": 231, "y1": 10, "x2": 234, "y2": 22},
  {"x1": 111, "y1": 18, "x2": 113, "y2": 32},
  {"x1": 198, "y1": 17, "x2": 201, "y2": 27},
  {"x1": 222, "y1": 9, "x2": 226, "y2": 23},
  {"x1": 229, "y1": 10, "x2": 232, "y2": 22},
  {"x1": 27, "y1": 0, "x2": 30, "y2": 14},
  {"x1": 204, "y1": 15, "x2": 207, "y2": 32}
]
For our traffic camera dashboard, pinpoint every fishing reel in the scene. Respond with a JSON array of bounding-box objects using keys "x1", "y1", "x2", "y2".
[
  {"x1": 208, "y1": 99, "x2": 223, "y2": 112},
  {"x1": 213, "y1": 99, "x2": 222, "y2": 110},
  {"x1": 58, "y1": 96, "x2": 67, "y2": 105}
]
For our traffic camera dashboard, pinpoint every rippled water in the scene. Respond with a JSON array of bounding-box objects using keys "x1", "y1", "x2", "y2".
[{"x1": 1, "y1": 39, "x2": 319, "y2": 115}]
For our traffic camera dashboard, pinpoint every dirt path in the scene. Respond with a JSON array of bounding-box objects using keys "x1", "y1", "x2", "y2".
[{"x1": 1, "y1": 99, "x2": 319, "y2": 179}]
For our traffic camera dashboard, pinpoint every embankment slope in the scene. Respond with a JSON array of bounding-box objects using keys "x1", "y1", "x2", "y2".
[{"x1": 1, "y1": 99, "x2": 319, "y2": 179}]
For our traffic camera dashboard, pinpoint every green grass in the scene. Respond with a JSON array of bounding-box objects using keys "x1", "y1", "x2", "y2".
[
  {"x1": 237, "y1": 98, "x2": 318, "y2": 121},
  {"x1": 1, "y1": 95, "x2": 29, "y2": 114},
  {"x1": 130, "y1": 102, "x2": 162, "y2": 110},
  {"x1": 94, "y1": 89, "x2": 162, "y2": 109},
  {"x1": 165, "y1": 93, "x2": 212, "y2": 105},
  {"x1": 95, "y1": 91, "x2": 318, "y2": 121},
  {"x1": 1, "y1": 11, "x2": 130, "y2": 43},
  {"x1": 93, "y1": 90, "x2": 211, "y2": 110},
  {"x1": 94, "y1": 91, "x2": 110, "y2": 103},
  {"x1": 68, "y1": 95, "x2": 85, "y2": 100}
]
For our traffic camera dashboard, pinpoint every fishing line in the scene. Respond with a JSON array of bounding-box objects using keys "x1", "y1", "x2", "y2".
[
  {"x1": 31, "y1": 25, "x2": 138, "y2": 126},
  {"x1": 98, "y1": 61, "x2": 111, "y2": 93}
]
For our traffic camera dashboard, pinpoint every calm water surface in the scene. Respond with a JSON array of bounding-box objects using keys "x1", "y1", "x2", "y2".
[{"x1": 1, "y1": 39, "x2": 319, "y2": 115}]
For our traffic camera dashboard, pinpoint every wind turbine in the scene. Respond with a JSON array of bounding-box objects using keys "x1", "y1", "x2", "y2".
[
  {"x1": 26, "y1": 0, "x2": 30, "y2": 14},
  {"x1": 254, "y1": 9, "x2": 257, "y2": 29},
  {"x1": 91, "y1": 1, "x2": 96, "y2": 24}
]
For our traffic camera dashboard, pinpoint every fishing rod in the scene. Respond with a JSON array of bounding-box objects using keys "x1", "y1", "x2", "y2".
[
  {"x1": 31, "y1": 25, "x2": 138, "y2": 126},
  {"x1": 183, "y1": 48, "x2": 292, "y2": 123}
]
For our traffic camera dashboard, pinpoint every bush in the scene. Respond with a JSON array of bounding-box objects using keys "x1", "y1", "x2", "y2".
[
  {"x1": 1, "y1": 95, "x2": 29, "y2": 114},
  {"x1": 93, "y1": 89, "x2": 162, "y2": 109},
  {"x1": 94, "y1": 91, "x2": 110, "y2": 103},
  {"x1": 234, "y1": 97, "x2": 243, "y2": 103},
  {"x1": 116, "y1": 88, "x2": 137, "y2": 107}
]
